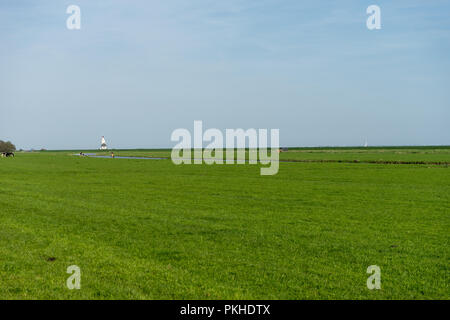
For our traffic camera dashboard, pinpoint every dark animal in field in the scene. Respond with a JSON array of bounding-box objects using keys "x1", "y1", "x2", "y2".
[{"x1": 1, "y1": 152, "x2": 14, "y2": 157}]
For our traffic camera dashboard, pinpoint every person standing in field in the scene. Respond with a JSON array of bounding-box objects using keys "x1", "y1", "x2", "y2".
[{"x1": 111, "y1": 152, "x2": 115, "y2": 158}]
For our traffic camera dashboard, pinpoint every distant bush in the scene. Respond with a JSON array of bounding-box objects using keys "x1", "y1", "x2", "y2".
[{"x1": 0, "y1": 140, "x2": 16, "y2": 153}]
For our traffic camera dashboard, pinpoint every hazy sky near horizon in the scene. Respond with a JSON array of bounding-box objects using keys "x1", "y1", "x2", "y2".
[{"x1": 1, "y1": 0, "x2": 449, "y2": 149}]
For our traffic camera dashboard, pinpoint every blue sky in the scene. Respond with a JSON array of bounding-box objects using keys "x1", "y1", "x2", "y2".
[{"x1": 0, "y1": 0, "x2": 449, "y2": 149}]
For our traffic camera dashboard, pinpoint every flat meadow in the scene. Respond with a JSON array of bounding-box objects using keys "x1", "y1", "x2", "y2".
[{"x1": 0, "y1": 147, "x2": 448, "y2": 299}]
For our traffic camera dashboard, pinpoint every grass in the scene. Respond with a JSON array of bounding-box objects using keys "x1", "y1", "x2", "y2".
[
  {"x1": 94, "y1": 146, "x2": 450, "y2": 163},
  {"x1": 0, "y1": 147, "x2": 448, "y2": 299}
]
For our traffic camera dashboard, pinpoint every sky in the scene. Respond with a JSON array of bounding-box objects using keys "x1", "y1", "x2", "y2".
[{"x1": 0, "y1": 0, "x2": 449, "y2": 150}]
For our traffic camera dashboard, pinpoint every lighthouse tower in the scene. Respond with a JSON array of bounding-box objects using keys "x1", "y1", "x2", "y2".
[{"x1": 100, "y1": 136, "x2": 108, "y2": 150}]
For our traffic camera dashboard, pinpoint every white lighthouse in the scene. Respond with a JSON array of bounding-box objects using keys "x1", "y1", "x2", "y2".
[{"x1": 100, "y1": 136, "x2": 108, "y2": 150}]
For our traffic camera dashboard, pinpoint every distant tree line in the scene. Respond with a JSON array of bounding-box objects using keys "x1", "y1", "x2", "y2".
[{"x1": 0, "y1": 140, "x2": 16, "y2": 153}]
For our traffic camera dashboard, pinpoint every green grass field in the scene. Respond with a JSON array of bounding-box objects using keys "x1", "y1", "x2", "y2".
[{"x1": 0, "y1": 147, "x2": 449, "y2": 299}]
